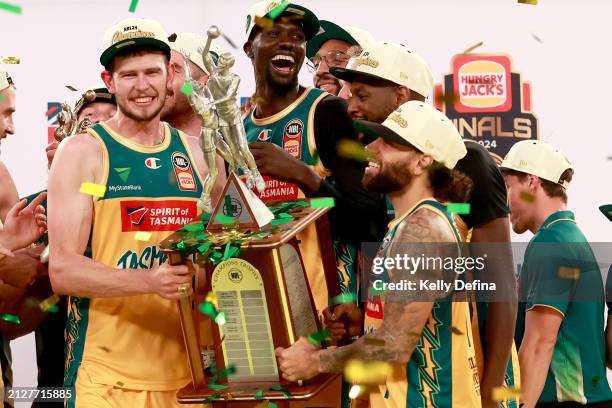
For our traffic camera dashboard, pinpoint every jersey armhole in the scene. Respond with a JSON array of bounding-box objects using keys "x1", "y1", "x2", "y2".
[
  {"x1": 307, "y1": 92, "x2": 332, "y2": 177},
  {"x1": 175, "y1": 128, "x2": 207, "y2": 188},
  {"x1": 84, "y1": 127, "x2": 110, "y2": 203}
]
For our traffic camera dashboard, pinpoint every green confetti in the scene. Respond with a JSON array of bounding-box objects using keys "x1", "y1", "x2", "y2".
[
  {"x1": 447, "y1": 203, "x2": 470, "y2": 214},
  {"x1": 0, "y1": 2, "x2": 22, "y2": 14},
  {"x1": 307, "y1": 328, "x2": 331, "y2": 346},
  {"x1": 128, "y1": 0, "x2": 139, "y2": 12},
  {"x1": 331, "y1": 293, "x2": 357, "y2": 305},
  {"x1": 46, "y1": 305, "x2": 60, "y2": 313},
  {"x1": 215, "y1": 214, "x2": 235, "y2": 224},
  {"x1": 198, "y1": 242, "x2": 212, "y2": 254},
  {"x1": 310, "y1": 197, "x2": 335, "y2": 208},
  {"x1": 199, "y1": 301, "x2": 218, "y2": 319},
  {"x1": 269, "y1": 403, "x2": 278, "y2": 408},
  {"x1": 181, "y1": 82, "x2": 194, "y2": 95},
  {"x1": 311, "y1": 149, "x2": 319, "y2": 165},
  {"x1": 176, "y1": 241, "x2": 185, "y2": 250},
  {"x1": 203, "y1": 393, "x2": 221, "y2": 402},
  {"x1": 183, "y1": 223, "x2": 206, "y2": 232},
  {"x1": 267, "y1": 0, "x2": 289, "y2": 19},
  {"x1": 0, "y1": 314, "x2": 21, "y2": 324},
  {"x1": 208, "y1": 383, "x2": 229, "y2": 390},
  {"x1": 255, "y1": 390, "x2": 265, "y2": 400},
  {"x1": 271, "y1": 217, "x2": 292, "y2": 226},
  {"x1": 270, "y1": 384, "x2": 283, "y2": 391},
  {"x1": 277, "y1": 212, "x2": 292, "y2": 219}
]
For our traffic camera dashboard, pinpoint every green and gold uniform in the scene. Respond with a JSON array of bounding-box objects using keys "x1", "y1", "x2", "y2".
[
  {"x1": 65, "y1": 122, "x2": 205, "y2": 406},
  {"x1": 515, "y1": 210, "x2": 612, "y2": 405},
  {"x1": 363, "y1": 199, "x2": 481, "y2": 408}
]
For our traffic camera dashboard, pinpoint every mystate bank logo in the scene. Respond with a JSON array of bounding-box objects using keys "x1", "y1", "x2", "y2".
[
  {"x1": 120, "y1": 200, "x2": 197, "y2": 232},
  {"x1": 435, "y1": 54, "x2": 538, "y2": 162}
]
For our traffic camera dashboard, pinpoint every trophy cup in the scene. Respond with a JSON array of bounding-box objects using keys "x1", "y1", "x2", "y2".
[{"x1": 161, "y1": 26, "x2": 342, "y2": 407}]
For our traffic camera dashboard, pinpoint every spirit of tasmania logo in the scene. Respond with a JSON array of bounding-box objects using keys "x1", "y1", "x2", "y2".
[
  {"x1": 46, "y1": 102, "x2": 62, "y2": 144},
  {"x1": 435, "y1": 54, "x2": 538, "y2": 162},
  {"x1": 120, "y1": 200, "x2": 197, "y2": 232}
]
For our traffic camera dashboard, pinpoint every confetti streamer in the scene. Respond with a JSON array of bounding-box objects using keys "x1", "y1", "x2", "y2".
[
  {"x1": 80, "y1": 182, "x2": 106, "y2": 198},
  {"x1": 0, "y1": 2, "x2": 22, "y2": 14},
  {"x1": 337, "y1": 139, "x2": 372, "y2": 163},
  {"x1": 492, "y1": 386, "x2": 521, "y2": 402},
  {"x1": 344, "y1": 360, "x2": 392, "y2": 384},
  {"x1": 518, "y1": 0, "x2": 537, "y2": 4},
  {"x1": 530, "y1": 32, "x2": 543, "y2": 43},
  {"x1": 181, "y1": 82, "x2": 194, "y2": 96},
  {"x1": 310, "y1": 197, "x2": 335, "y2": 209},
  {"x1": 519, "y1": 191, "x2": 535, "y2": 203},
  {"x1": 348, "y1": 384, "x2": 361, "y2": 399},
  {"x1": 208, "y1": 383, "x2": 229, "y2": 390},
  {"x1": 331, "y1": 293, "x2": 357, "y2": 305},
  {"x1": 220, "y1": 33, "x2": 238, "y2": 50},
  {"x1": 307, "y1": 328, "x2": 330, "y2": 346},
  {"x1": 267, "y1": 0, "x2": 289, "y2": 19},
  {"x1": 65, "y1": 85, "x2": 78, "y2": 91},
  {"x1": 463, "y1": 41, "x2": 484, "y2": 55},
  {"x1": 364, "y1": 338, "x2": 385, "y2": 346},
  {"x1": 39, "y1": 294, "x2": 60, "y2": 312},
  {"x1": 0, "y1": 314, "x2": 21, "y2": 324},
  {"x1": 215, "y1": 311, "x2": 226, "y2": 325},
  {"x1": 134, "y1": 231, "x2": 152, "y2": 242},
  {"x1": 558, "y1": 267, "x2": 580, "y2": 280},
  {"x1": 0, "y1": 56, "x2": 19, "y2": 64},
  {"x1": 447, "y1": 203, "x2": 471, "y2": 215},
  {"x1": 128, "y1": 0, "x2": 139, "y2": 12},
  {"x1": 255, "y1": 390, "x2": 265, "y2": 399}
]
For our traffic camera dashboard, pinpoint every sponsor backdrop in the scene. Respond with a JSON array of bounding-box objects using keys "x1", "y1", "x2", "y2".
[{"x1": 1, "y1": 0, "x2": 611, "y2": 396}]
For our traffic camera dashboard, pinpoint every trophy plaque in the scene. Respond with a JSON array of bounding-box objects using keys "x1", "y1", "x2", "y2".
[{"x1": 160, "y1": 177, "x2": 342, "y2": 407}]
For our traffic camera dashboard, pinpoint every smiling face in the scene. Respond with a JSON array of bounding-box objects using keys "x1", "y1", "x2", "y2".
[
  {"x1": 102, "y1": 51, "x2": 172, "y2": 123},
  {"x1": 245, "y1": 19, "x2": 306, "y2": 90},
  {"x1": 363, "y1": 136, "x2": 421, "y2": 194},
  {"x1": 347, "y1": 80, "x2": 402, "y2": 123},
  {"x1": 313, "y1": 39, "x2": 351, "y2": 95}
]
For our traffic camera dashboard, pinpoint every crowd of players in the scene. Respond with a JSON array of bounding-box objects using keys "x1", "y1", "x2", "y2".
[{"x1": 0, "y1": 1, "x2": 611, "y2": 407}]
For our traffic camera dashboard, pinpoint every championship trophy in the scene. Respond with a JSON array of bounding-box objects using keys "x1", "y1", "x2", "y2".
[
  {"x1": 160, "y1": 26, "x2": 342, "y2": 407},
  {"x1": 54, "y1": 89, "x2": 98, "y2": 141}
]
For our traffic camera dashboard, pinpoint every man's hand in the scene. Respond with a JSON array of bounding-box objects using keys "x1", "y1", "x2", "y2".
[
  {"x1": 322, "y1": 303, "x2": 363, "y2": 342},
  {"x1": 145, "y1": 261, "x2": 194, "y2": 300},
  {"x1": 0, "y1": 193, "x2": 47, "y2": 251},
  {"x1": 248, "y1": 142, "x2": 321, "y2": 193},
  {"x1": 275, "y1": 337, "x2": 321, "y2": 381},
  {"x1": 0, "y1": 246, "x2": 45, "y2": 291},
  {"x1": 46, "y1": 141, "x2": 59, "y2": 169}
]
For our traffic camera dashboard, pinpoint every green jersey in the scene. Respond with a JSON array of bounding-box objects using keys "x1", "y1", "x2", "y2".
[{"x1": 515, "y1": 210, "x2": 612, "y2": 404}]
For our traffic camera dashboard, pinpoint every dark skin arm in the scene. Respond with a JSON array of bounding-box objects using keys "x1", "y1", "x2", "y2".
[
  {"x1": 606, "y1": 315, "x2": 612, "y2": 369},
  {"x1": 276, "y1": 208, "x2": 455, "y2": 379},
  {"x1": 471, "y1": 217, "x2": 517, "y2": 408}
]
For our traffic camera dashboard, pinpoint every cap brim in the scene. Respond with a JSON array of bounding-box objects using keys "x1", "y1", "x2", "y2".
[
  {"x1": 330, "y1": 66, "x2": 387, "y2": 85},
  {"x1": 599, "y1": 205, "x2": 612, "y2": 223},
  {"x1": 100, "y1": 38, "x2": 171, "y2": 66},
  {"x1": 353, "y1": 120, "x2": 412, "y2": 147},
  {"x1": 306, "y1": 21, "x2": 356, "y2": 59},
  {"x1": 270, "y1": 4, "x2": 320, "y2": 40}
]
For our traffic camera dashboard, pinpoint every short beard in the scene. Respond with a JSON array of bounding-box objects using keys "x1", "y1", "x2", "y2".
[
  {"x1": 117, "y1": 97, "x2": 164, "y2": 123},
  {"x1": 264, "y1": 67, "x2": 299, "y2": 93},
  {"x1": 363, "y1": 161, "x2": 412, "y2": 194}
]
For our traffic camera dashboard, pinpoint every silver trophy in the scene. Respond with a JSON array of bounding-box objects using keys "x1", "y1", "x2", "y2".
[{"x1": 182, "y1": 26, "x2": 266, "y2": 212}]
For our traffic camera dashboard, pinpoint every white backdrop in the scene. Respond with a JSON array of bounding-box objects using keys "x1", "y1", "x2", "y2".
[{"x1": 1, "y1": 0, "x2": 612, "y2": 398}]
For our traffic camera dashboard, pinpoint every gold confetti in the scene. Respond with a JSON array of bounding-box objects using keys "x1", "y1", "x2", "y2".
[
  {"x1": 99, "y1": 346, "x2": 111, "y2": 352},
  {"x1": 463, "y1": 41, "x2": 484, "y2": 55},
  {"x1": 80, "y1": 182, "x2": 106, "y2": 198},
  {"x1": 116, "y1": 381, "x2": 124, "y2": 387},
  {"x1": 451, "y1": 327, "x2": 464, "y2": 335},
  {"x1": 558, "y1": 267, "x2": 580, "y2": 279},
  {"x1": 364, "y1": 338, "x2": 385, "y2": 346},
  {"x1": 344, "y1": 360, "x2": 392, "y2": 384},
  {"x1": 134, "y1": 231, "x2": 152, "y2": 242},
  {"x1": 254, "y1": 16, "x2": 274, "y2": 29},
  {"x1": 519, "y1": 191, "x2": 535, "y2": 203},
  {"x1": 39, "y1": 294, "x2": 60, "y2": 312},
  {"x1": 492, "y1": 386, "x2": 521, "y2": 402},
  {"x1": 1, "y1": 56, "x2": 19, "y2": 64},
  {"x1": 337, "y1": 139, "x2": 373, "y2": 163},
  {"x1": 518, "y1": 0, "x2": 537, "y2": 4},
  {"x1": 206, "y1": 291, "x2": 219, "y2": 309}
]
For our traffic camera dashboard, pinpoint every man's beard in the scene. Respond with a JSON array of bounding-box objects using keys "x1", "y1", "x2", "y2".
[
  {"x1": 264, "y1": 66, "x2": 299, "y2": 93},
  {"x1": 363, "y1": 161, "x2": 413, "y2": 194},
  {"x1": 117, "y1": 91, "x2": 165, "y2": 122},
  {"x1": 315, "y1": 74, "x2": 341, "y2": 96}
]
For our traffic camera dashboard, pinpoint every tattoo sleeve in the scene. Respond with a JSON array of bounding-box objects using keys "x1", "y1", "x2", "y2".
[{"x1": 319, "y1": 208, "x2": 460, "y2": 373}]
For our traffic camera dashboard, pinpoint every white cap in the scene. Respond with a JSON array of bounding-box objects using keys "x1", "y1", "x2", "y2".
[
  {"x1": 0, "y1": 67, "x2": 13, "y2": 92},
  {"x1": 331, "y1": 41, "x2": 434, "y2": 98},
  {"x1": 500, "y1": 140, "x2": 573, "y2": 188},
  {"x1": 168, "y1": 33, "x2": 224, "y2": 75},
  {"x1": 355, "y1": 101, "x2": 467, "y2": 169},
  {"x1": 344, "y1": 26, "x2": 375, "y2": 51},
  {"x1": 100, "y1": 18, "x2": 171, "y2": 66},
  {"x1": 245, "y1": 0, "x2": 320, "y2": 41}
]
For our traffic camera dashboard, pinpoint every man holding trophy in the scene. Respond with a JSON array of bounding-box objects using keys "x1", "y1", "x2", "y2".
[{"x1": 48, "y1": 17, "x2": 219, "y2": 407}]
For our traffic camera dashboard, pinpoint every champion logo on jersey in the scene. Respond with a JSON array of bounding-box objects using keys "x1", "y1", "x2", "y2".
[
  {"x1": 257, "y1": 129, "x2": 272, "y2": 141},
  {"x1": 144, "y1": 157, "x2": 161, "y2": 169},
  {"x1": 126, "y1": 206, "x2": 149, "y2": 226}
]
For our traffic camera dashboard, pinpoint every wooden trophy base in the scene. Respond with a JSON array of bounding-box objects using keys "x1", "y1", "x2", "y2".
[{"x1": 177, "y1": 374, "x2": 341, "y2": 406}]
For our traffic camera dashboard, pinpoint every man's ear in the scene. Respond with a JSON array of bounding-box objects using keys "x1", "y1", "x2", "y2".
[
  {"x1": 197, "y1": 74, "x2": 210, "y2": 87},
  {"x1": 416, "y1": 154, "x2": 434, "y2": 175},
  {"x1": 395, "y1": 86, "x2": 411, "y2": 105},
  {"x1": 101, "y1": 71, "x2": 114, "y2": 94},
  {"x1": 243, "y1": 41, "x2": 254, "y2": 59}
]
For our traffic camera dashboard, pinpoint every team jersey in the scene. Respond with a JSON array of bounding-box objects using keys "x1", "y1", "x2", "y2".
[
  {"x1": 244, "y1": 87, "x2": 358, "y2": 313},
  {"x1": 64, "y1": 122, "x2": 204, "y2": 392},
  {"x1": 363, "y1": 198, "x2": 481, "y2": 408},
  {"x1": 514, "y1": 210, "x2": 612, "y2": 405}
]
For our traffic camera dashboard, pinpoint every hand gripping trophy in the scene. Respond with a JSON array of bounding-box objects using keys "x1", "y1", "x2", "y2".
[{"x1": 182, "y1": 26, "x2": 266, "y2": 212}]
